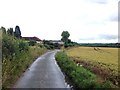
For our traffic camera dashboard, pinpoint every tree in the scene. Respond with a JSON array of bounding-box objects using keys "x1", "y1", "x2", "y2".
[
  {"x1": 14, "y1": 25, "x2": 21, "y2": 38},
  {"x1": 0, "y1": 26, "x2": 6, "y2": 34},
  {"x1": 61, "y1": 31, "x2": 70, "y2": 43},
  {"x1": 61, "y1": 31, "x2": 70, "y2": 48},
  {"x1": 7, "y1": 28, "x2": 14, "y2": 36},
  {"x1": 68, "y1": 39, "x2": 71, "y2": 43}
]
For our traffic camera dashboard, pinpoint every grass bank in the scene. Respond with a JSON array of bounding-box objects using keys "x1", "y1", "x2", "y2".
[{"x1": 55, "y1": 51, "x2": 113, "y2": 89}]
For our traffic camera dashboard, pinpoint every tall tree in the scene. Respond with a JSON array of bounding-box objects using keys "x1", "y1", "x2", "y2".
[
  {"x1": 7, "y1": 28, "x2": 14, "y2": 36},
  {"x1": 61, "y1": 31, "x2": 70, "y2": 43},
  {"x1": 0, "y1": 26, "x2": 6, "y2": 34},
  {"x1": 14, "y1": 25, "x2": 21, "y2": 38},
  {"x1": 61, "y1": 31, "x2": 70, "y2": 48}
]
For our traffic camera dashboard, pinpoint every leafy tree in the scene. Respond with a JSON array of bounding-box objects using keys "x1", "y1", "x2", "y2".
[
  {"x1": 68, "y1": 39, "x2": 71, "y2": 43},
  {"x1": 14, "y1": 25, "x2": 21, "y2": 38},
  {"x1": 7, "y1": 28, "x2": 14, "y2": 36},
  {"x1": 0, "y1": 26, "x2": 6, "y2": 34},
  {"x1": 61, "y1": 31, "x2": 70, "y2": 48},
  {"x1": 61, "y1": 31, "x2": 70, "y2": 43}
]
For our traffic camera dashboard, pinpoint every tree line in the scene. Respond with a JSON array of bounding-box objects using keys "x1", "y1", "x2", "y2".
[
  {"x1": 79, "y1": 43, "x2": 120, "y2": 48},
  {"x1": 1, "y1": 25, "x2": 21, "y2": 38}
]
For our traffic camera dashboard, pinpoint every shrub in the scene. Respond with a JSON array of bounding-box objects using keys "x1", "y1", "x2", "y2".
[
  {"x1": 39, "y1": 44, "x2": 44, "y2": 48},
  {"x1": 44, "y1": 44, "x2": 51, "y2": 49},
  {"x1": 2, "y1": 34, "x2": 18, "y2": 59},
  {"x1": 19, "y1": 41, "x2": 29, "y2": 52},
  {"x1": 2, "y1": 33, "x2": 47, "y2": 88},
  {"x1": 28, "y1": 40, "x2": 36, "y2": 46}
]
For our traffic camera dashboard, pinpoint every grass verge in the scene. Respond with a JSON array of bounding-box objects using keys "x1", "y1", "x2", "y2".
[
  {"x1": 2, "y1": 46, "x2": 47, "y2": 88},
  {"x1": 55, "y1": 51, "x2": 114, "y2": 89}
]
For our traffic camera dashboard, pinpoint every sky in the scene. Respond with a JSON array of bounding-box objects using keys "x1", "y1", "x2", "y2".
[{"x1": 0, "y1": 0, "x2": 119, "y2": 43}]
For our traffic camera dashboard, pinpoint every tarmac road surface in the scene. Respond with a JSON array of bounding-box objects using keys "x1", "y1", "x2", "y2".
[{"x1": 13, "y1": 50, "x2": 69, "y2": 88}]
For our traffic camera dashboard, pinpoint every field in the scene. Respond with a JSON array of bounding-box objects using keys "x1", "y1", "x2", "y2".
[{"x1": 66, "y1": 47, "x2": 119, "y2": 86}]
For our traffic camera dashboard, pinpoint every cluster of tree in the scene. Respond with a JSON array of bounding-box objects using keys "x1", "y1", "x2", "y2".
[
  {"x1": 1, "y1": 26, "x2": 38, "y2": 46},
  {"x1": 79, "y1": 43, "x2": 120, "y2": 48},
  {"x1": 1, "y1": 25, "x2": 21, "y2": 38},
  {"x1": 61, "y1": 31, "x2": 79, "y2": 48},
  {"x1": 43, "y1": 40, "x2": 61, "y2": 49},
  {"x1": 1, "y1": 26, "x2": 29, "y2": 59}
]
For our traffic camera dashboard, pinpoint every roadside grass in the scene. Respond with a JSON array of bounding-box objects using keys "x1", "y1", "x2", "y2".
[
  {"x1": 2, "y1": 46, "x2": 47, "y2": 88},
  {"x1": 55, "y1": 51, "x2": 113, "y2": 89},
  {"x1": 66, "y1": 47, "x2": 119, "y2": 87}
]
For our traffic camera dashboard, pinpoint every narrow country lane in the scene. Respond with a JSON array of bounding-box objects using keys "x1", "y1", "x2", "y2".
[{"x1": 13, "y1": 50, "x2": 69, "y2": 88}]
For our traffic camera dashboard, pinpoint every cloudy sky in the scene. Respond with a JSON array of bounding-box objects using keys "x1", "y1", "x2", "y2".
[{"x1": 0, "y1": 0, "x2": 119, "y2": 43}]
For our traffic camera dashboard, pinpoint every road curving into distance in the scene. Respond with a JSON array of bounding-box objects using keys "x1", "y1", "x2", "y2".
[{"x1": 13, "y1": 50, "x2": 70, "y2": 89}]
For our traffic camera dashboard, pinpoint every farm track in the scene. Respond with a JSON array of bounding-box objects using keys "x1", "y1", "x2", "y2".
[{"x1": 13, "y1": 50, "x2": 69, "y2": 88}]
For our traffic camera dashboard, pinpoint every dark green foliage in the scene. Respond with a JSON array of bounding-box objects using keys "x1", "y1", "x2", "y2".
[
  {"x1": 28, "y1": 40, "x2": 36, "y2": 46},
  {"x1": 2, "y1": 33, "x2": 29, "y2": 87},
  {"x1": 2, "y1": 26, "x2": 47, "y2": 88},
  {"x1": 39, "y1": 44, "x2": 44, "y2": 48},
  {"x1": 14, "y1": 25, "x2": 21, "y2": 38},
  {"x1": 19, "y1": 41, "x2": 29, "y2": 51},
  {"x1": 2, "y1": 33, "x2": 29, "y2": 60},
  {"x1": 61, "y1": 31, "x2": 79, "y2": 48},
  {"x1": 44, "y1": 44, "x2": 51, "y2": 49},
  {"x1": 0, "y1": 26, "x2": 6, "y2": 34},
  {"x1": 61, "y1": 31, "x2": 70, "y2": 42},
  {"x1": 54, "y1": 43, "x2": 61, "y2": 49},
  {"x1": 2, "y1": 33, "x2": 18, "y2": 59},
  {"x1": 64, "y1": 42, "x2": 69, "y2": 48},
  {"x1": 43, "y1": 40, "x2": 61, "y2": 49},
  {"x1": 7, "y1": 28, "x2": 14, "y2": 36},
  {"x1": 61, "y1": 31, "x2": 70, "y2": 48},
  {"x1": 2, "y1": 32, "x2": 46, "y2": 88},
  {"x1": 79, "y1": 43, "x2": 120, "y2": 48},
  {"x1": 55, "y1": 52, "x2": 112, "y2": 88},
  {"x1": 68, "y1": 39, "x2": 71, "y2": 43}
]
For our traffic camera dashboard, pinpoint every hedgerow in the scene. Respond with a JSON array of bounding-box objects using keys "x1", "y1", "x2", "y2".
[{"x1": 2, "y1": 32, "x2": 47, "y2": 88}]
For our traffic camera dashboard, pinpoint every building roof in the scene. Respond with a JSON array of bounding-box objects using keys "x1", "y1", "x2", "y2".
[{"x1": 22, "y1": 36, "x2": 42, "y2": 41}]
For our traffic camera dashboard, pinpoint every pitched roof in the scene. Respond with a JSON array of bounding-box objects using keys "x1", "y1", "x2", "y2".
[{"x1": 22, "y1": 36, "x2": 42, "y2": 41}]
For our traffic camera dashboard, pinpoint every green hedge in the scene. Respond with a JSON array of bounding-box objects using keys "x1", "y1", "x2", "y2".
[
  {"x1": 2, "y1": 33, "x2": 47, "y2": 88},
  {"x1": 55, "y1": 51, "x2": 112, "y2": 89}
]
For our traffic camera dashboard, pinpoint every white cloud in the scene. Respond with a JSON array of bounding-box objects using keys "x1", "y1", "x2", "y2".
[{"x1": 0, "y1": 0, "x2": 119, "y2": 43}]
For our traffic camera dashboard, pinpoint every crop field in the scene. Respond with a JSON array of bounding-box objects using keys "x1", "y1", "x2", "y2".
[{"x1": 66, "y1": 47, "x2": 119, "y2": 86}]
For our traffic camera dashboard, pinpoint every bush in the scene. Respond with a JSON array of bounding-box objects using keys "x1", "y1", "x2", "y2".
[
  {"x1": 28, "y1": 40, "x2": 36, "y2": 46},
  {"x1": 44, "y1": 44, "x2": 51, "y2": 49},
  {"x1": 2, "y1": 34, "x2": 18, "y2": 59},
  {"x1": 19, "y1": 41, "x2": 29, "y2": 52},
  {"x1": 39, "y1": 44, "x2": 44, "y2": 48},
  {"x1": 2, "y1": 33, "x2": 47, "y2": 88}
]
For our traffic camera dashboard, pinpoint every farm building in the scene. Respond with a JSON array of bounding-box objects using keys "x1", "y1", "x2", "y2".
[
  {"x1": 49, "y1": 40, "x2": 64, "y2": 45},
  {"x1": 22, "y1": 36, "x2": 42, "y2": 43}
]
